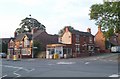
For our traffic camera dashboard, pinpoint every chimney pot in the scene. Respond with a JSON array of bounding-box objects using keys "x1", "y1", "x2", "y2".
[
  {"x1": 14, "y1": 32, "x2": 17, "y2": 37},
  {"x1": 87, "y1": 28, "x2": 91, "y2": 33},
  {"x1": 65, "y1": 26, "x2": 69, "y2": 32}
]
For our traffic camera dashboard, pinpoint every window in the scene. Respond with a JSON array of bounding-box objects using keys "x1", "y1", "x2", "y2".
[
  {"x1": 89, "y1": 37, "x2": 93, "y2": 43},
  {"x1": 24, "y1": 39, "x2": 30, "y2": 47},
  {"x1": 75, "y1": 44, "x2": 80, "y2": 53},
  {"x1": 59, "y1": 37, "x2": 62, "y2": 43},
  {"x1": 10, "y1": 40, "x2": 14, "y2": 48},
  {"x1": 88, "y1": 46, "x2": 94, "y2": 51},
  {"x1": 76, "y1": 35, "x2": 80, "y2": 42},
  {"x1": 22, "y1": 49, "x2": 31, "y2": 55}
]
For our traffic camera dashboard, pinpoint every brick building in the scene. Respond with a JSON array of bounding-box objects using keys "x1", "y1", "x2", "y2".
[
  {"x1": 46, "y1": 26, "x2": 95, "y2": 58},
  {"x1": 8, "y1": 28, "x2": 58, "y2": 58},
  {"x1": 94, "y1": 25, "x2": 120, "y2": 53},
  {"x1": 94, "y1": 25, "x2": 106, "y2": 53}
]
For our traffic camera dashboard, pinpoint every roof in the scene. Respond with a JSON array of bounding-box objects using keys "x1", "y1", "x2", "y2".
[
  {"x1": 33, "y1": 30, "x2": 45, "y2": 38},
  {"x1": 15, "y1": 33, "x2": 32, "y2": 41},
  {"x1": 110, "y1": 33, "x2": 120, "y2": 46},
  {"x1": 70, "y1": 29, "x2": 93, "y2": 36},
  {"x1": 1, "y1": 38, "x2": 10, "y2": 43}
]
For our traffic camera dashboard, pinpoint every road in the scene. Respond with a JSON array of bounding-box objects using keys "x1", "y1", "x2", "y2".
[{"x1": 1, "y1": 53, "x2": 120, "y2": 78}]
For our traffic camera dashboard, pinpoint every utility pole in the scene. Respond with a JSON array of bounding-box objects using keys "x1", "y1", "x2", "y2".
[{"x1": 29, "y1": 14, "x2": 34, "y2": 58}]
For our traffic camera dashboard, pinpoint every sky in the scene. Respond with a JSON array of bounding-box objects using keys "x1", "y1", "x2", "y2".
[{"x1": 0, "y1": 0, "x2": 103, "y2": 38}]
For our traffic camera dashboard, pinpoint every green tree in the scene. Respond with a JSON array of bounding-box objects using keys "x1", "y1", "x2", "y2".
[
  {"x1": 58, "y1": 26, "x2": 74, "y2": 36},
  {"x1": 89, "y1": 1, "x2": 120, "y2": 38},
  {"x1": 2, "y1": 42, "x2": 8, "y2": 53},
  {"x1": 33, "y1": 41, "x2": 43, "y2": 58},
  {"x1": 15, "y1": 17, "x2": 46, "y2": 34}
]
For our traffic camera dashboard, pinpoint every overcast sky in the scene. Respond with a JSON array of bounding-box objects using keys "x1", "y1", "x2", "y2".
[{"x1": 0, "y1": 0, "x2": 103, "y2": 38}]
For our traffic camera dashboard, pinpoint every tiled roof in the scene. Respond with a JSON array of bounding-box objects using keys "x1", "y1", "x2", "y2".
[
  {"x1": 1, "y1": 38, "x2": 10, "y2": 43},
  {"x1": 33, "y1": 30, "x2": 45, "y2": 38},
  {"x1": 70, "y1": 29, "x2": 93, "y2": 36},
  {"x1": 110, "y1": 33, "x2": 120, "y2": 46},
  {"x1": 15, "y1": 33, "x2": 32, "y2": 41}
]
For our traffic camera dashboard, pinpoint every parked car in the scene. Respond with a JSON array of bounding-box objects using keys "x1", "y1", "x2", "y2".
[
  {"x1": 111, "y1": 46, "x2": 120, "y2": 53},
  {"x1": 0, "y1": 53, "x2": 7, "y2": 58}
]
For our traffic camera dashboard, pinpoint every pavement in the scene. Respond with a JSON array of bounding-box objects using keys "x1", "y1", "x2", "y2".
[{"x1": 0, "y1": 53, "x2": 120, "y2": 78}]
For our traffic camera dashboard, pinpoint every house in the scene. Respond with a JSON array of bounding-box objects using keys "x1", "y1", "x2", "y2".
[
  {"x1": 94, "y1": 25, "x2": 120, "y2": 53},
  {"x1": 8, "y1": 28, "x2": 58, "y2": 58},
  {"x1": 109, "y1": 33, "x2": 120, "y2": 46},
  {"x1": 46, "y1": 26, "x2": 95, "y2": 58},
  {"x1": 8, "y1": 34, "x2": 32, "y2": 58},
  {"x1": 94, "y1": 25, "x2": 106, "y2": 53}
]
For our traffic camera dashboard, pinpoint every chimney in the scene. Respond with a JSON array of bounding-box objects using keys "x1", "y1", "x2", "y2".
[
  {"x1": 65, "y1": 26, "x2": 69, "y2": 32},
  {"x1": 98, "y1": 25, "x2": 102, "y2": 32},
  {"x1": 31, "y1": 28, "x2": 37, "y2": 34},
  {"x1": 14, "y1": 32, "x2": 17, "y2": 37},
  {"x1": 87, "y1": 28, "x2": 91, "y2": 33}
]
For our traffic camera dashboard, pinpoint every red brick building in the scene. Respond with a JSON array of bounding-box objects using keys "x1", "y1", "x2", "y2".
[
  {"x1": 8, "y1": 28, "x2": 58, "y2": 58},
  {"x1": 46, "y1": 26, "x2": 95, "y2": 58},
  {"x1": 94, "y1": 25, "x2": 120, "y2": 53},
  {"x1": 94, "y1": 25, "x2": 106, "y2": 53}
]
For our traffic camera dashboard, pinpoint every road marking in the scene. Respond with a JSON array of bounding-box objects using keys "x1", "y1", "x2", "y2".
[
  {"x1": 57, "y1": 62, "x2": 76, "y2": 65},
  {"x1": 1, "y1": 65, "x2": 35, "y2": 78},
  {"x1": 1, "y1": 74, "x2": 7, "y2": 78},
  {"x1": 48, "y1": 64, "x2": 54, "y2": 65},
  {"x1": 85, "y1": 62, "x2": 90, "y2": 65},
  {"x1": 0, "y1": 65, "x2": 23, "y2": 69},
  {"x1": 109, "y1": 74, "x2": 119, "y2": 77},
  {"x1": 13, "y1": 72, "x2": 21, "y2": 77}
]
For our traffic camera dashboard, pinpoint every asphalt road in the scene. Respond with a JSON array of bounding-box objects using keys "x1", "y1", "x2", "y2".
[{"x1": 1, "y1": 53, "x2": 120, "y2": 78}]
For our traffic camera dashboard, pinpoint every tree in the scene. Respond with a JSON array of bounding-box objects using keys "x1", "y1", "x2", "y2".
[
  {"x1": 33, "y1": 40, "x2": 43, "y2": 58},
  {"x1": 15, "y1": 17, "x2": 46, "y2": 34},
  {"x1": 2, "y1": 42, "x2": 8, "y2": 53},
  {"x1": 58, "y1": 26, "x2": 74, "y2": 36},
  {"x1": 89, "y1": 1, "x2": 120, "y2": 38}
]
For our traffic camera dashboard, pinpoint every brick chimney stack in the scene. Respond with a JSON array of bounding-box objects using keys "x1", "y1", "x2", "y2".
[
  {"x1": 31, "y1": 28, "x2": 37, "y2": 34},
  {"x1": 65, "y1": 26, "x2": 69, "y2": 32},
  {"x1": 14, "y1": 32, "x2": 17, "y2": 37},
  {"x1": 87, "y1": 28, "x2": 91, "y2": 33}
]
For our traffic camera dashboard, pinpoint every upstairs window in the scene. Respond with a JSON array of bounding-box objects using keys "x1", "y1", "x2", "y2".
[
  {"x1": 76, "y1": 35, "x2": 80, "y2": 43},
  {"x1": 89, "y1": 37, "x2": 93, "y2": 43},
  {"x1": 24, "y1": 39, "x2": 30, "y2": 47}
]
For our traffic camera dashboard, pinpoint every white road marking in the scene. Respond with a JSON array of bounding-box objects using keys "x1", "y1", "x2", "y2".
[
  {"x1": 27, "y1": 59, "x2": 35, "y2": 61},
  {"x1": 13, "y1": 72, "x2": 21, "y2": 77},
  {"x1": 48, "y1": 64, "x2": 54, "y2": 65},
  {"x1": 57, "y1": 62, "x2": 76, "y2": 65},
  {"x1": 1, "y1": 74, "x2": 7, "y2": 78},
  {"x1": 109, "y1": 74, "x2": 119, "y2": 77},
  {"x1": 85, "y1": 62, "x2": 90, "y2": 65},
  {"x1": 1, "y1": 65, "x2": 35, "y2": 77}
]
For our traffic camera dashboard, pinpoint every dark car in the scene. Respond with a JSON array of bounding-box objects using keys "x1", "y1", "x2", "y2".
[{"x1": 0, "y1": 53, "x2": 7, "y2": 58}]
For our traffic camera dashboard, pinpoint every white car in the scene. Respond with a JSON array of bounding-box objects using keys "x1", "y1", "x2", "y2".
[
  {"x1": 111, "y1": 46, "x2": 120, "y2": 53},
  {"x1": 0, "y1": 53, "x2": 7, "y2": 58}
]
